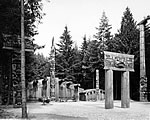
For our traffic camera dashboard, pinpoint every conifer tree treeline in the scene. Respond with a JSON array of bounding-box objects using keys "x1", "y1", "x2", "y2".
[{"x1": 55, "y1": 7, "x2": 146, "y2": 101}]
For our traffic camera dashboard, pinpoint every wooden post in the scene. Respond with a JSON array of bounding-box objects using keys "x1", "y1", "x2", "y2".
[
  {"x1": 105, "y1": 69, "x2": 113, "y2": 109},
  {"x1": 77, "y1": 85, "x2": 79, "y2": 102},
  {"x1": 65, "y1": 82, "x2": 67, "y2": 102},
  {"x1": 21, "y1": 0, "x2": 27, "y2": 118},
  {"x1": 55, "y1": 78, "x2": 59, "y2": 101},
  {"x1": 85, "y1": 93, "x2": 88, "y2": 101},
  {"x1": 121, "y1": 71, "x2": 130, "y2": 108}
]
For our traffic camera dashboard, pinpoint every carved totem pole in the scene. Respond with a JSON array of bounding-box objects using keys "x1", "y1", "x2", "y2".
[
  {"x1": 138, "y1": 16, "x2": 150, "y2": 101},
  {"x1": 50, "y1": 37, "x2": 55, "y2": 99}
]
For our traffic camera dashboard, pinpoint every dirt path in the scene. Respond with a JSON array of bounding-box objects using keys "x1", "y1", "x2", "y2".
[{"x1": 3, "y1": 100, "x2": 150, "y2": 120}]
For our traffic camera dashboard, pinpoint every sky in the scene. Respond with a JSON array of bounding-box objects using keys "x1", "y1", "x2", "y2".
[{"x1": 34, "y1": 0, "x2": 150, "y2": 57}]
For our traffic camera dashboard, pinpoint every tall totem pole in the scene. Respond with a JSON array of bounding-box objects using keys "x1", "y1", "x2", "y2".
[
  {"x1": 50, "y1": 37, "x2": 55, "y2": 100},
  {"x1": 138, "y1": 16, "x2": 150, "y2": 101}
]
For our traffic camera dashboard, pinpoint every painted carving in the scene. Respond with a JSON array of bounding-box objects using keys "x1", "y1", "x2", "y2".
[
  {"x1": 140, "y1": 76, "x2": 147, "y2": 101},
  {"x1": 104, "y1": 51, "x2": 134, "y2": 71},
  {"x1": 12, "y1": 53, "x2": 22, "y2": 107}
]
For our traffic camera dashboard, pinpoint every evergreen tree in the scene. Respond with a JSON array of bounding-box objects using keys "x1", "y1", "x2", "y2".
[
  {"x1": 94, "y1": 11, "x2": 112, "y2": 51},
  {"x1": 80, "y1": 35, "x2": 90, "y2": 88},
  {"x1": 80, "y1": 35, "x2": 89, "y2": 58},
  {"x1": 107, "y1": 7, "x2": 140, "y2": 100},
  {"x1": 56, "y1": 26, "x2": 76, "y2": 82},
  {"x1": 108, "y1": 7, "x2": 139, "y2": 56},
  {"x1": 87, "y1": 40, "x2": 102, "y2": 72},
  {"x1": 80, "y1": 35, "x2": 90, "y2": 76},
  {"x1": 72, "y1": 43, "x2": 82, "y2": 84}
]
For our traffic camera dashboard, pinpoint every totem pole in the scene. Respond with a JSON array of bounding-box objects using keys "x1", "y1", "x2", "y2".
[
  {"x1": 96, "y1": 69, "x2": 99, "y2": 101},
  {"x1": 50, "y1": 37, "x2": 55, "y2": 100},
  {"x1": 138, "y1": 16, "x2": 150, "y2": 101}
]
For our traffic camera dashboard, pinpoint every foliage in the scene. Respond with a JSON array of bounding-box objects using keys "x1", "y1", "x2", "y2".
[
  {"x1": 79, "y1": 35, "x2": 91, "y2": 88},
  {"x1": 87, "y1": 40, "x2": 102, "y2": 72},
  {"x1": 80, "y1": 36, "x2": 90, "y2": 73},
  {"x1": 107, "y1": 7, "x2": 139, "y2": 58},
  {"x1": 72, "y1": 43, "x2": 83, "y2": 83},
  {"x1": 0, "y1": 0, "x2": 44, "y2": 37},
  {"x1": 26, "y1": 53, "x2": 50, "y2": 82},
  {"x1": 80, "y1": 35, "x2": 89, "y2": 58}
]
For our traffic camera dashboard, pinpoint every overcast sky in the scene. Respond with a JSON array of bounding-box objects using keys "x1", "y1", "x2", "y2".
[{"x1": 34, "y1": 0, "x2": 150, "y2": 57}]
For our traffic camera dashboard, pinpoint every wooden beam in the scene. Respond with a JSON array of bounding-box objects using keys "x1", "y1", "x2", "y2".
[{"x1": 2, "y1": 46, "x2": 34, "y2": 52}]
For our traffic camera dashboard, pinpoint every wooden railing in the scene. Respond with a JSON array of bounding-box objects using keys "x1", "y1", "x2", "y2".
[{"x1": 79, "y1": 89, "x2": 105, "y2": 101}]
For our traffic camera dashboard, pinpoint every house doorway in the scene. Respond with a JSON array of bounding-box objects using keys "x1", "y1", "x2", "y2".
[{"x1": 113, "y1": 71, "x2": 121, "y2": 100}]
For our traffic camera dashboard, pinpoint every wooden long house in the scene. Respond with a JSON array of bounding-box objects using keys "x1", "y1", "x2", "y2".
[{"x1": 0, "y1": 34, "x2": 33, "y2": 106}]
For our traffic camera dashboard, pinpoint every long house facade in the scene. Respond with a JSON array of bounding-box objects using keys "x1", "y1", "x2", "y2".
[{"x1": 0, "y1": 35, "x2": 33, "y2": 106}]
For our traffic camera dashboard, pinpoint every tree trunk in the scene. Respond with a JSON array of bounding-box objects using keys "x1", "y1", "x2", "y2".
[{"x1": 21, "y1": 0, "x2": 28, "y2": 118}]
